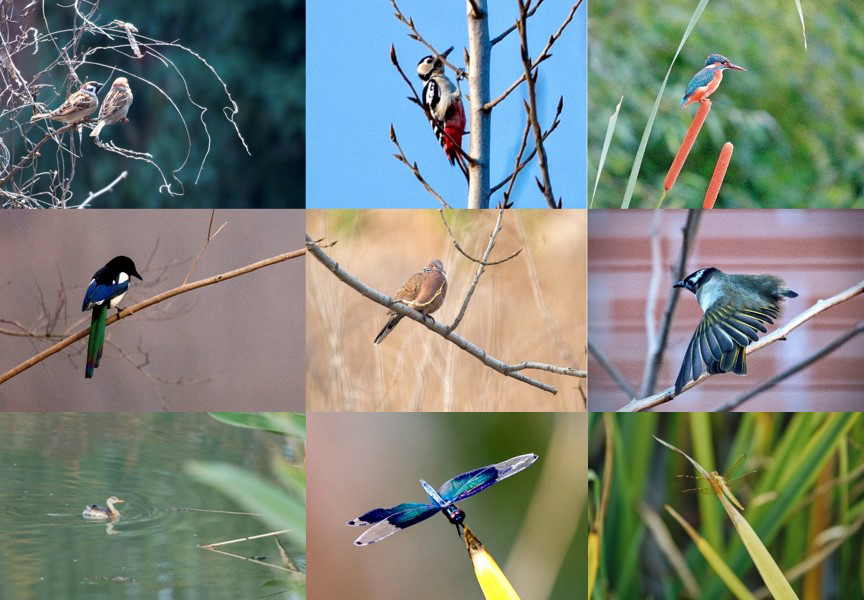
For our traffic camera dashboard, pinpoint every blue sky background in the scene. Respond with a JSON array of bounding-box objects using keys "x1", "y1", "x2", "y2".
[{"x1": 307, "y1": 1, "x2": 586, "y2": 209}]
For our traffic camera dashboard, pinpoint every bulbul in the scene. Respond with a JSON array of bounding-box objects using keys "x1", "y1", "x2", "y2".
[
  {"x1": 82, "y1": 256, "x2": 143, "y2": 379},
  {"x1": 374, "y1": 259, "x2": 447, "y2": 345},
  {"x1": 673, "y1": 267, "x2": 797, "y2": 394}
]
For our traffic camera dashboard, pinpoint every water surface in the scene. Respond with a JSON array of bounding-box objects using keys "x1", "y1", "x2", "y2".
[{"x1": 0, "y1": 413, "x2": 302, "y2": 599}]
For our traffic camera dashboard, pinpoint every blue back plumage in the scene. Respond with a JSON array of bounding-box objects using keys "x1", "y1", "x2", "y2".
[{"x1": 82, "y1": 278, "x2": 129, "y2": 311}]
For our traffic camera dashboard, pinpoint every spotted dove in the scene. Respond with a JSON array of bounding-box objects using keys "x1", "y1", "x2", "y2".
[{"x1": 373, "y1": 259, "x2": 448, "y2": 345}]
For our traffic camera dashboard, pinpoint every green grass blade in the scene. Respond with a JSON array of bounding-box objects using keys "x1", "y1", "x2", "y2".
[
  {"x1": 591, "y1": 96, "x2": 623, "y2": 208},
  {"x1": 620, "y1": 0, "x2": 712, "y2": 208},
  {"x1": 793, "y1": 0, "x2": 808, "y2": 50}
]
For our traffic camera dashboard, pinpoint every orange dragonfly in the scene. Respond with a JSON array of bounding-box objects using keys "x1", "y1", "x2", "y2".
[{"x1": 676, "y1": 454, "x2": 757, "y2": 511}]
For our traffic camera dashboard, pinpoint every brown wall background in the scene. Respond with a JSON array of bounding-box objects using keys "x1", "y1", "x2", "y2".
[
  {"x1": 588, "y1": 210, "x2": 864, "y2": 411},
  {"x1": 0, "y1": 210, "x2": 305, "y2": 411}
]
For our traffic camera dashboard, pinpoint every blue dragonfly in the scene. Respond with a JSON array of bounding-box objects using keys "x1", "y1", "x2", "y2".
[{"x1": 347, "y1": 453, "x2": 538, "y2": 546}]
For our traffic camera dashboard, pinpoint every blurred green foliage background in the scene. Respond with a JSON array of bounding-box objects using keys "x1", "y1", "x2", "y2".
[
  {"x1": 589, "y1": 413, "x2": 864, "y2": 599},
  {"x1": 18, "y1": 0, "x2": 304, "y2": 207},
  {"x1": 588, "y1": 0, "x2": 864, "y2": 208}
]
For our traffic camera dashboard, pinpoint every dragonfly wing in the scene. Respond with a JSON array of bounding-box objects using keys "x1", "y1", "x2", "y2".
[
  {"x1": 439, "y1": 453, "x2": 538, "y2": 503},
  {"x1": 348, "y1": 502, "x2": 440, "y2": 546},
  {"x1": 724, "y1": 454, "x2": 747, "y2": 479}
]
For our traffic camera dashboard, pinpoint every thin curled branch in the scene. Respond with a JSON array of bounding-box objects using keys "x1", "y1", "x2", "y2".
[
  {"x1": 0, "y1": 248, "x2": 305, "y2": 386},
  {"x1": 306, "y1": 234, "x2": 579, "y2": 395},
  {"x1": 619, "y1": 279, "x2": 864, "y2": 411},
  {"x1": 439, "y1": 208, "x2": 521, "y2": 332},
  {"x1": 437, "y1": 208, "x2": 522, "y2": 267}
]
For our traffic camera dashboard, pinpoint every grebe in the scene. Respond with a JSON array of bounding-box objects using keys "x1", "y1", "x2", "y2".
[{"x1": 83, "y1": 496, "x2": 124, "y2": 519}]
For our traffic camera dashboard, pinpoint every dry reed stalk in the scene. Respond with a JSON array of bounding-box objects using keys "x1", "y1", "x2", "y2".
[
  {"x1": 704, "y1": 142, "x2": 734, "y2": 208},
  {"x1": 664, "y1": 99, "x2": 712, "y2": 192}
]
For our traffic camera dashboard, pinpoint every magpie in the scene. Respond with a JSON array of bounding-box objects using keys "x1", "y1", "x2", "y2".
[{"x1": 82, "y1": 256, "x2": 142, "y2": 379}]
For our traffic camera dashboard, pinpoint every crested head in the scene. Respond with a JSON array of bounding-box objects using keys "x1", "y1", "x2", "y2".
[
  {"x1": 106, "y1": 256, "x2": 143, "y2": 280},
  {"x1": 674, "y1": 267, "x2": 721, "y2": 294}
]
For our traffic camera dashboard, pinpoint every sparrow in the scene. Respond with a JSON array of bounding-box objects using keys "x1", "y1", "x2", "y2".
[
  {"x1": 90, "y1": 77, "x2": 133, "y2": 138},
  {"x1": 374, "y1": 259, "x2": 448, "y2": 345},
  {"x1": 673, "y1": 267, "x2": 797, "y2": 394},
  {"x1": 30, "y1": 81, "x2": 102, "y2": 124},
  {"x1": 82, "y1": 256, "x2": 142, "y2": 379}
]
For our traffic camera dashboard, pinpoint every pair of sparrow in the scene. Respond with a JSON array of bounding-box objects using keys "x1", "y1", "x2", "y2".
[{"x1": 30, "y1": 77, "x2": 133, "y2": 138}]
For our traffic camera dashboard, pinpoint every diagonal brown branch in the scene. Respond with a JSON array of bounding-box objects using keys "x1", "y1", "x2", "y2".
[{"x1": 714, "y1": 321, "x2": 864, "y2": 412}]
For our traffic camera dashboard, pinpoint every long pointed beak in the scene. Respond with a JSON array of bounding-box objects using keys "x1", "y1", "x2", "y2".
[
  {"x1": 726, "y1": 63, "x2": 746, "y2": 71},
  {"x1": 440, "y1": 46, "x2": 455, "y2": 60},
  {"x1": 673, "y1": 280, "x2": 686, "y2": 288}
]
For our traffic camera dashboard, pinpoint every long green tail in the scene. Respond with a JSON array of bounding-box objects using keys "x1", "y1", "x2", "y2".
[{"x1": 85, "y1": 305, "x2": 107, "y2": 379}]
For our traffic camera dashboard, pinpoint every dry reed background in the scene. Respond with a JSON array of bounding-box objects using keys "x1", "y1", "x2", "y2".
[{"x1": 305, "y1": 209, "x2": 586, "y2": 412}]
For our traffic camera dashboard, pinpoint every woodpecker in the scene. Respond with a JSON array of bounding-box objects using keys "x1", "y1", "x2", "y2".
[{"x1": 416, "y1": 47, "x2": 466, "y2": 169}]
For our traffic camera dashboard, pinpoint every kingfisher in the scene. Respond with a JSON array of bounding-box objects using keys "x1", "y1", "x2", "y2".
[
  {"x1": 82, "y1": 256, "x2": 142, "y2": 379},
  {"x1": 681, "y1": 54, "x2": 746, "y2": 108}
]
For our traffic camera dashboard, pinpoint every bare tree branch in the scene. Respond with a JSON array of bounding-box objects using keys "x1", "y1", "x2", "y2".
[
  {"x1": 516, "y1": 0, "x2": 559, "y2": 208},
  {"x1": 638, "y1": 209, "x2": 701, "y2": 397},
  {"x1": 714, "y1": 321, "x2": 864, "y2": 412},
  {"x1": 390, "y1": 124, "x2": 451, "y2": 208},
  {"x1": 439, "y1": 208, "x2": 521, "y2": 332},
  {"x1": 619, "y1": 279, "x2": 864, "y2": 411},
  {"x1": 489, "y1": 105, "x2": 561, "y2": 194},
  {"x1": 490, "y1": 0, "x2": 544, "y2": 46},
  {"x1": 390, "y1": 0, "x2": 467, "y2": 77},
  {"x1": 588, "y1": 339, "x2": 636, "y2": 399},
  {"x1": 437, "y1": 208, "x2": 521, "y2": 267},
  {"x1": 76, "y1": 170, "x2": 127, "y2": 209},
  {"x1": 484, "y1": 1, "x2": 582, "y2": 111}
]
